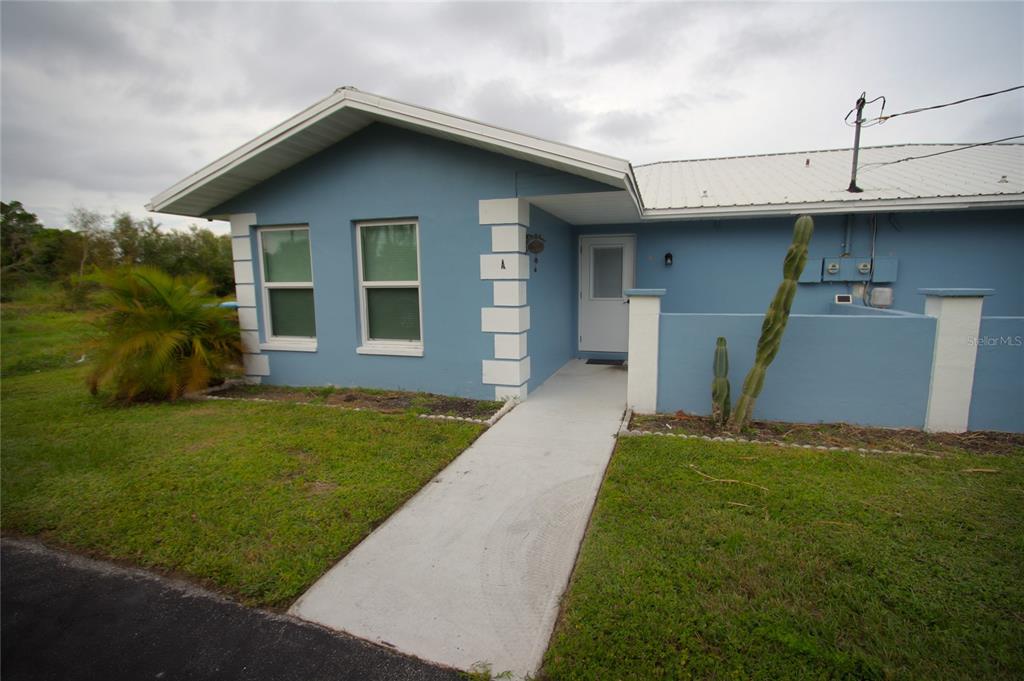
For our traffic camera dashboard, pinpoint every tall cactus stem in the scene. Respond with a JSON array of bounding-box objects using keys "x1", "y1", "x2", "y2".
[
  {"x1": 730, "y1": 215, "x2": 814, "y2": 430},
  {"x1": 711, "y1": 336, "x2": 731, "y2": 426}
]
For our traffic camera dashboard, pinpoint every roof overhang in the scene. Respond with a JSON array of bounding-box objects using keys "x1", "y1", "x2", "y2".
[
  {"x1": 639, "y1": 194, "x2": 1024, "y2": 221},
  {"x1": 527, "y1": 191, "x2": 641, "y2": 225},
  {"x1": 147, "y1": 87, "x2": 640, "y2": 218}
]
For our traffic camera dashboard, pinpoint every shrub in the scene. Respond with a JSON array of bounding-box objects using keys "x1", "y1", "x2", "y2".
[{"x1": 87, "y1": 267, "x2": 242, "y2": 401}]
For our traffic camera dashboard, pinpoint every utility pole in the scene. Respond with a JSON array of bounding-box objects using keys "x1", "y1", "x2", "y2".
[{"x1": 847, "y1": 92, "x2": 867, "y2": 193}]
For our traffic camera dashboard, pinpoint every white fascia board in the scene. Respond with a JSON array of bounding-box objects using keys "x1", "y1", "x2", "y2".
[
  {"x1": 639, "y1": 195, "x2": 1024, "y2": 221},
  {"x1": 622, "y1": 167, "x2": 646, "y2": 216},
  {"x1": 147, "y1": 90, "x2": 349, "y2": 214},
  {"x1": 343, "y1": 91, "x2": 632, "y2": 181},
  {"x1": 148, "y1": 88, "x2": 635, "y2": 217}
]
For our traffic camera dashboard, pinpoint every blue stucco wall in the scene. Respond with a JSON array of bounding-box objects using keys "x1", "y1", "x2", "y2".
[
  {"x1": 213, "y1": 123, "x2": 614, "y2": 398},
  {"x1": 969, "y1": 317, "x2": 1024, "y2": 432},
  {"x1": 828, "y1": 302, "x2": 922, "y2": 317},
  {"x1": 576, "y1": 209, "x2": 1022, "y2": 316},
  {"x1": 526, "y1": 206, "x2": 576, "y2": 390},
  {"x1": 205, "y1": 119, "x2": 1020, "y2": 428},
  {"x1": 657, "y1": 312, "x2": 936, "y2": 428}
]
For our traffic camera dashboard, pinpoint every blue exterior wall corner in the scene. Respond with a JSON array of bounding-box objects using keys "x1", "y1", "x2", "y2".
[{"x1": 211, "y1": 123, "x2": 610, "y2": 398}]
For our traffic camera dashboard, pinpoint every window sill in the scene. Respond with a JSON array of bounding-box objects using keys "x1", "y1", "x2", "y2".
[
  {"x1": 259, "y1": 340, "x2": 318, "y2": 353},
  {"x1": 357, "y1": 343, "x2": 424, "y2": 357}
]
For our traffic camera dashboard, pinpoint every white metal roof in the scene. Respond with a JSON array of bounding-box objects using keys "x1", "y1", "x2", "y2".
[
  {"x1": 147, "y1": 87, "x2": 639, "y2": 218},
  {"x1": 635, "y1": 144, "x2": 1024, "y2": 218},
  {"x1": 148, "y1": 87, "x2": 1024, "y2": 221}
]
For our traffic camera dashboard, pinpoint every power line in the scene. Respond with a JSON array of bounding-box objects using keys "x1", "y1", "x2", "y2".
[
  {"x1": 870, "y1": 85, "x2": 1023, "y2": 124},
  {"x1": 844, "y1": 95, "x2": 886, "y2": 127},
  {"x1": 859, "y1": 135, "x2": 1024, "y2": 171}
]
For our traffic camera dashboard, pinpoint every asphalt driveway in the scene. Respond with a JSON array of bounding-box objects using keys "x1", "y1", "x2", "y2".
[{"x1": 1, "y1": 539, "x2": 461, "y2": 681}]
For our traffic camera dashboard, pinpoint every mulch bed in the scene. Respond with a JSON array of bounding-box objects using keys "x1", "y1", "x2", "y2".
[
  {"x1": 210, "y1": 384, "x2": 504, "y2": 420},
  {"x1": 630, "y1": 412, "x2": 1024, "y2": 456}
]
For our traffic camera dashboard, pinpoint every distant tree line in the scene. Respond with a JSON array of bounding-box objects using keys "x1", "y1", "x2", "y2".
[{"x1": 1, "y1": 201, "x2": 234, "y2": 297}]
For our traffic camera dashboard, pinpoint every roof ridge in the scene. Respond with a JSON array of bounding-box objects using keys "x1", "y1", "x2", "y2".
[{"x1": 634, "y1": 142, "x2": 1024, "y2": 168}]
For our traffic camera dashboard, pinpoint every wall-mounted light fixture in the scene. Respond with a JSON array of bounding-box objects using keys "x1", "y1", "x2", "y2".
[
  {"x1": 664, "y1": 252, "x2": 673, "y2": 267},
  {"x1": 527, "y1": 234, "x2": 545, "y2": 272}
]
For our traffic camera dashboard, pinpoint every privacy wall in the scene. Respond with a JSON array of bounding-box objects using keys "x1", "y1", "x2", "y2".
[
  {"x1": 657, "y1": 311, "x2": 937, "y2": 428},
  {"x1": 969, "y1": 316, "x2": 1024, "y2": 432}
]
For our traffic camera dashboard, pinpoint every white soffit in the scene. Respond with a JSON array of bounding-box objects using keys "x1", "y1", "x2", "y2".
[
  {"x1": 147, "y1": 88, "x2": 636, "y2": 218},
  {"x1": 527, "y1": 191, "x2": 640, "y2": 225}
]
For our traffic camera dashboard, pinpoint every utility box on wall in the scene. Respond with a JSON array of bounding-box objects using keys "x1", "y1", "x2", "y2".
[
  {"x1": 871, "y1": 256, "x2": 899, "y2": 283},
  {"x1": 820, "y1": 256, "x2": 896, "y2": 283},
  {"x1": 822, "y1": 257, "x2": 872, "y2": 282}
]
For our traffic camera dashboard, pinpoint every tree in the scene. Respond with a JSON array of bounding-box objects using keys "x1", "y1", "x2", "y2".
[
  {"x1": 110, "y1": 212, "x2": 144, "y2": 265},
  {"x1": 107, "y1": 213, "x2": 233, "y2": 296},
  {"x1": 1, "y1": 201, "x2": 45, "y2": 277},
  {"x1": 3, "y1": 202, "x2": 233, "y2": 298},
  {"x1": 67, "y1": 207, "x2": 114, "y2": 278}
]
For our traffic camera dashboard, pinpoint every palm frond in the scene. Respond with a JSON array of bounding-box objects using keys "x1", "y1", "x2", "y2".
[{"x1": 88, "y1": 267, "x2": 243, "y2": 402}]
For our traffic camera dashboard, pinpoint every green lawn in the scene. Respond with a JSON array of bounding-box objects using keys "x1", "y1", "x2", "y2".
[
  {"x1": 1, "y1": 301, "x2": 94, "y2": 377},
  {"x1": 1, "y1": 295, "x2": 482, "y2": 608},
  {"x1": 544, "y1": 436, "x2": 1024, "y2": 680}
]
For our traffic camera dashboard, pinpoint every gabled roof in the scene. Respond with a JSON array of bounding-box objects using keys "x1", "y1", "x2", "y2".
[
  {"x1": 146, "y1": 87, "x2": 639, "y2": 218},
  {"x1": 635, "y1": 144, "x2": 1024, "y2": 218},
  {"x1": 149, "y1": 88, "x2": 1024, "y2": 221}
]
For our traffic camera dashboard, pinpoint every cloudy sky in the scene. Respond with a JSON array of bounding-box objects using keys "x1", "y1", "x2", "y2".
[{"x1": 2, "y1": 1, "x2": 1022, "y2": 233}]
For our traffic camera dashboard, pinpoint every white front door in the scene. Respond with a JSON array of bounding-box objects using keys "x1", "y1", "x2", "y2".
[{"x1": 578, "y1": 235, "x2": 636, "y2": 352}]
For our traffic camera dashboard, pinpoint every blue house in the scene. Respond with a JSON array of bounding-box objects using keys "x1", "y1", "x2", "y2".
[{"x1": 148, "y1": 88, "x2": 1023, "y2": 433}]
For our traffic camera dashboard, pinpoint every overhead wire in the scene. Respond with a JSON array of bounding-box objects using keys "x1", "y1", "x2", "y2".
[
  {"x1": 844, "y1": 95, "x2": 886, "y2": 127},
  {"x1": 858, "y1": 134, "x2": 1024, "y2": 171},
  {"x1": 867, "y1": 85, "x2": 1023, "y2": 124}
]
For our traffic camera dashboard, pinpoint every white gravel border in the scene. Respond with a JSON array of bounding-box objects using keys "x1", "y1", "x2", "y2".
[
  {"x1": 417, "y1": 396, "x2": 519, "y2": 427},
  {"x1": 618, "y1": 410, "x2": 935, "y2": 457}
]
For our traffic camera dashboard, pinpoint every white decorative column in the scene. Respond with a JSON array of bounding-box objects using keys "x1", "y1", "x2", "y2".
[
  {"x1": 920, "y1": 288, "x2": 994, "y2": 433},
  {"x1": 479, "y1": 198, "x2": 531, "y2": 401},
  {"x1": 229, "y1": 212, "x2": 270, "y2": 384},
  {"x1": 625, "y1": 289, "x2": 665, "y2": 414}
]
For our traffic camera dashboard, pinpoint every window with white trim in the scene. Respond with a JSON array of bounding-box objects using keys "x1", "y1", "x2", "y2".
[
  {"x1": 258, "y1": 226, "x2": 316, "y2": 348},
  {"x1": 356, "y1": 220, "x2": 423, "y2": 356}
]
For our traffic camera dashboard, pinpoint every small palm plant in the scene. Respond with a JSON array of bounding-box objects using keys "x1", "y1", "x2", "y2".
[{"x1": 87, "y1": 266, "x2": 242, "y2": 402}]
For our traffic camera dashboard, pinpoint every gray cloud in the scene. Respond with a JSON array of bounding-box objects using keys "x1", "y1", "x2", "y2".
[
  {"x1": 1, "y1": 2, "x2": 171, "y2": 80},
  {"x1": 958, "y1": 98, "x2": 1024, "y2": 142},
  {"x1": 429, "y1": 2, "x2": 564, "y2": 61},
  {"x1": 588, "y1": 110, "x2": 662, "y2": 144},
  {"x1": 1, "y1": 1, "x2": 1020, "y2": 231},
  {"x1": 696, "y1": 9, "x2": 837, "y2": 79},
  {"x1": 465, "y1": 79, "x2": 583, "y2": 142},
  {"x1": 574, "y1": 3, "x2": 701, "y2": 68}
]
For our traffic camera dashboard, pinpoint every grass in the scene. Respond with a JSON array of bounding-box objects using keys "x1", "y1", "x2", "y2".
[
  {"x1": 543, "y1": 436, "x2": 1024, "y2": 680},
  {"x1": 1, "y1": 296, "x2": 94, "y2": 377},
  {"x1": 1, "y1": 291, "x2": 483, "y2": 608}
]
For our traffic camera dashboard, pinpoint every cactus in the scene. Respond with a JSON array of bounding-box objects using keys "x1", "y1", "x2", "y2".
[
  {"x1": 730, "y1": 215, "x2": 814, "y2": 431},
  {"x1": 711, "y1": 337, "x2": 731, "y2": 426}
]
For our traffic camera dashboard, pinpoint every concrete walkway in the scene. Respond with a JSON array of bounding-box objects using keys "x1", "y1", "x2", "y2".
[{"x1": 290, "y1": 359, "x2": 626, "y2": 677}]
